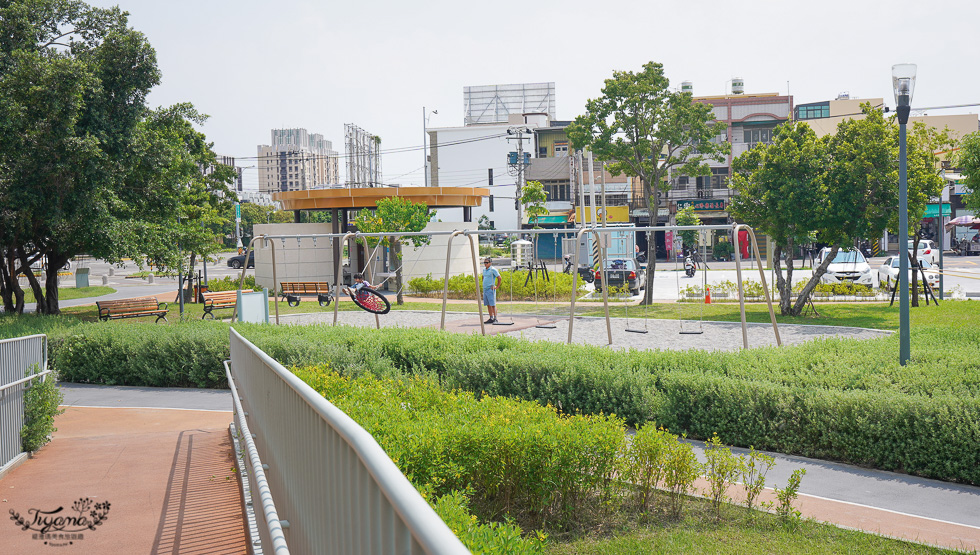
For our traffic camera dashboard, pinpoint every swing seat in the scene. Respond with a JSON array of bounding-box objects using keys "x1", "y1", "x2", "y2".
[{"x1": 625, "y1": 328, "x2": 649, "y2": 334}]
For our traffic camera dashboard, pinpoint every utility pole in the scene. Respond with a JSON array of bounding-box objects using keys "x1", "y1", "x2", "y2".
[{"x1": 506, "y1": 126, "x2": 531, "y2": 232}]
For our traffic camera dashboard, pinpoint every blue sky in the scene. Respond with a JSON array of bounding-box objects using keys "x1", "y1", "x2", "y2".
[{"x1": 89, "y1": 0, "x2": 980, "y2": 189}]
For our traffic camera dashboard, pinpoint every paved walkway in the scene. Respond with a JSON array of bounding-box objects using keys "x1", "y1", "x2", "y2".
[
  {"x1": 0, "y1": 385, "x2": 245, "y2": 554},
  {"x1": 3, "y1": 381, "x2": 979, "y2": 553}
]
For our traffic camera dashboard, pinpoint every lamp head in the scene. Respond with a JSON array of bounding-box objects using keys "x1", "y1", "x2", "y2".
[{"x1": 892, "y1": 63, "x2": 917, "y2": 106}]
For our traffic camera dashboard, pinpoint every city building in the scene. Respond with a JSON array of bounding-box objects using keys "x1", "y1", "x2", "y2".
[
  {"x1": 659, "y1": 84, "x2": 794, "y2": 257},
  {"x1": 428, "y1": 83, "x2": 559, "y2": 229},
  {"x1": 257, "y1": 128, "x2": 339, "y2": 194}
]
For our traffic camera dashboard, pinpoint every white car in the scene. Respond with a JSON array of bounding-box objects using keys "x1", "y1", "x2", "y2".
[
  {"x1": 817, "y1": 248, "x2": 874, "y2": 286},
  {"x1": 879, "y1": 256, "x2": 940, "y2": 291},
  {"x1": 907, "y1": 240, "x2": 939, "y2": 265}
]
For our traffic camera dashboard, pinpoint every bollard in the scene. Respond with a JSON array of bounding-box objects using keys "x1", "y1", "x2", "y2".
[
  {"x1": 101, "y1": 275, "x2": 108, "y2": 286},
  {"x1": 147, "y1": 273, "x2": 154, "y2": 284},
  {"x1": 705, "y1": 286, "x2": 712, "y2": 304},
  {"x1": 108, "y1": 267, "x2": 114, "y2": 276}
]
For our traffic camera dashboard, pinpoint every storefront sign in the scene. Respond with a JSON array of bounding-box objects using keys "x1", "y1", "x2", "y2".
[{"x1": 677, "y1": 199, "x2": 726, "y2": 212}]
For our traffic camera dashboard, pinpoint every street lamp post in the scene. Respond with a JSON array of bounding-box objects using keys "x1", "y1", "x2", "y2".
[{"x1": 893, "y1": 63, "x2": 916, "y2": 366}]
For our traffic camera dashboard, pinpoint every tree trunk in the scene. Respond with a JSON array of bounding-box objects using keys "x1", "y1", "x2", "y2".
[
  {"x1": 186, "y1": 252, "x2": 197, "y2": 302},
  {"x1": 394, "y1": 240, "x2": 404, "y2": 305},
  {"x1": 642, "y1": 176, "x2": 659, "y2": 305},
  {"x1": 772, "y1": 245, "x2": 791, "y2": 315},
  {"x1": 17, "y1": 249, "x2": 47, "y2": 314},
  {"x1": 40, "y1": 252, "x2": 70, "y2": 315},
  {"x1": 771, "y1": 242, "x2": 839, "y2": 316},
  {"x1": 1, "y1": 248, "x2": 26, "y2": 313}
]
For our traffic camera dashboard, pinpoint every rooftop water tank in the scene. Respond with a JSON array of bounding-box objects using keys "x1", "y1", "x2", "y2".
[{"x1": 732, "y1": 77, "x2": 744, "y2": 95}]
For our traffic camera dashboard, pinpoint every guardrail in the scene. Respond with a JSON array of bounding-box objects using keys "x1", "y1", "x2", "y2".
[
  {"x1": 0, "y1": 334, "x2": 49, "y2": 470},
  {"x1": 227, "y1": 328, "x2": 469, "y2": 555}
]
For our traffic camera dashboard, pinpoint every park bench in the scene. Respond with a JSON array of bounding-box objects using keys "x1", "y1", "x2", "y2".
[
  {"x1": 201, "y1": 289, "x2": 253, "y2": 319},
  {"x1": 280, "y1": 281, "x2": 333, "y2": 307},
  {"x1": 96, "y1": 296, "x2": 168, "y2": 323}
]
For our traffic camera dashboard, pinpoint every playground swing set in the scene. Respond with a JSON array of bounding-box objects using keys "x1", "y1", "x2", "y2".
[{"x1": 228, "y1": 224, "x2": 781, "y2": 350}]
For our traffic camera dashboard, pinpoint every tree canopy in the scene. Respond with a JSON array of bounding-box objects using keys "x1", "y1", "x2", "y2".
[
  {"x1": 730, "y1": 106, "x2": 950, "y2": 314},
  {"x1": 521, "y1": 180, "x2": 549, "y2": 227},
  {"x1": 955, "y1": 131, "x2": 980, "y2": 214},
  {"x1": 567, "y1": 61, "x2": 728, "y2": 302},
  {"x1": 0, "y1": 0, "x2": 233, "y2": 313},
  {"x1": 354, "y1": 196, "x2": 434, "y2": 305}
]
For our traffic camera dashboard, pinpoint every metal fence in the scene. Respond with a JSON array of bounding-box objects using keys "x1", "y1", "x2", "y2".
[
  {"x1": 0, "y1": 334, "x2": 48, "y2": 469},
  {"x1": 227, "y1": 328, "x2": 469, "y2": 555}
]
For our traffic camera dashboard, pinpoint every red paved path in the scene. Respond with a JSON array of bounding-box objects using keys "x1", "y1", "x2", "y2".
[{"x1": 1, "y1": 407, "x2": 246, "y2": 554}]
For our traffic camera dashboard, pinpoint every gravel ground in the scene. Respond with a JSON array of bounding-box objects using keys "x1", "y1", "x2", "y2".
[{"x1": 279, "y1": 309, "x2": 892, "y2": 352}]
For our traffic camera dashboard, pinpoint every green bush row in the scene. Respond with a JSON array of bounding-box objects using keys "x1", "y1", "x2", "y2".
[
  {"x1": 51, "y1": 322, "x2": 230, "y2": 388},
  {"x1": 207, "y1": 275, "x2": 257, "y2": 292},
  {"x1": 655, "y1": 372, "x2": 980, "y2": 484},
  {"x1": 23, "y1": 311, "x2": 980, "y2": 484},
  {"x1": 408, "y1": 271, "x2": 583, "y2": 301},
  {"x1": 295, "y1": 369, "x2": 792, "y2": 537}
]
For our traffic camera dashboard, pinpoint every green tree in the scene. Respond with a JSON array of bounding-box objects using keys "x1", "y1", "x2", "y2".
[
  {"x1": 225, "y1": 203, "x2": 292, "y2": 248},
  {"x1": 0, "y1": 0, "x2": 232, "y2": 313},
  {"x1": 521, "y1": 180, "x2": 549, "y2": 227},
  {"x1": 567, "y1": 61, "x2": 729, "y2": 303},
  {"x1": 958, "y1": 131, "x2": 980, "y2": 213},
  {"x1": 674, "y1": 206, "x2": 702, "y2": 253},
  {"x1": 731, "y1": 106, "x2": 950, "y2": 314},
  {"x1": 353, "y1": 197, "x2": 434, "y2": 305},
  {"x1": 730, "y1": 121, "x2": 832, "y2": 315}
]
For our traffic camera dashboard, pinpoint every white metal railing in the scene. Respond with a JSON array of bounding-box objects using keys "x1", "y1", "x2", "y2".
[
  {"x1": 227, "y1": 328, "x2": 470, "y2": 555},
  {"x1": 0, "y1": 334, "x2": 49, "y2": 468}
]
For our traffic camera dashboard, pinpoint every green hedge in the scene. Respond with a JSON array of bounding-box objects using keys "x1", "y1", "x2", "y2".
[
  {"x1": 12, "y1": 310, "x2": 980, "y2": 484},
  {"x1": 655, "y1": 373, "x2": 980, "y2": 483},
  {"x1": 51, "y1": 322, "x2": 230, "y2": 388},
  {"x1": 297, "y1": 368, "x2": 719, "y2": 535}
]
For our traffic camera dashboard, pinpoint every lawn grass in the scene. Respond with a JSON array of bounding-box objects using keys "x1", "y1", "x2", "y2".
[
  {"x1": 546, "y1": 511, "x2": 951, "y2": 554},
  {"x1": 53, "y1": 290, "x2": 971, "y2": 332},
  {"x1": 21, "y1": 286, "x2": 115, "y2": 304}
]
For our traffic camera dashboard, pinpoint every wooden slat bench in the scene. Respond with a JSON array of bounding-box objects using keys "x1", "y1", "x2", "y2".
[
  {"x1": 279, "y1": 282, "x2": 332, "y2": 307},
  {"x1": 97, "y1": 296, "x2": 169, "y2": 323},
  {"x1": 201, "y1": 290, "x2": 253, "y2": 319}
]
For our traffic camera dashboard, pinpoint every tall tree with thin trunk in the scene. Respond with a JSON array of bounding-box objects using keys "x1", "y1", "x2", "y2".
[
  {"x1": 353, "y1": 197, "x2": 434, "y2": 305},
  {"x1": 567, "y1": 62, "x2": 728, "y2": 303}
]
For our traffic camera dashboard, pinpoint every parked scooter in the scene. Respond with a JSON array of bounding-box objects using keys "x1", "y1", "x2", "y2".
[
  {"x1": 684, "y1": 253, "x2": 697, "y2": 278},
  {"x1": 563, "y1": 254, "x2": 595, "y2": 283}
]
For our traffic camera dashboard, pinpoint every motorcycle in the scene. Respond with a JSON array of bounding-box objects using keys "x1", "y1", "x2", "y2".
[
  {"x1": 684, "y1": 254, "x2": 696, "y2": 278},
  {"x1": 563, "y1": 255, "x2": 595, "y2": 283}
]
